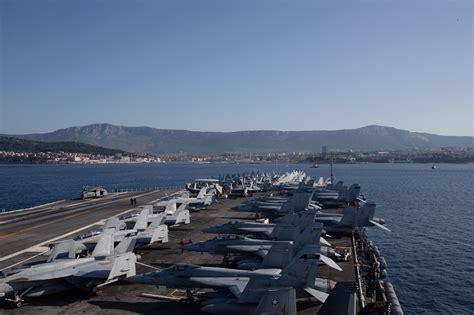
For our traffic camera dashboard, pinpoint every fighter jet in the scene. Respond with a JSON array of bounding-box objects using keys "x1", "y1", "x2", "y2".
[
  {"x1": 237, "y1": 192, "x2": 314, "y2": 219},
  {"x1": 203, "y1": 209, "x2": 331, "y2": 246},
  {"x1": 184, "y1": 223, "x2": 337, "y2": 268},
  {"x1": 124, "y1": 203, "x2": 190, "y2": 228},
  {"x1": 316, "y1": 201, "x2": 390, "y2": 233},
  {"x1": 0, "y1": 230, "x2": 136, "y2": 307},
  {"x1": 185, "y1": 179, "x2": 223, "y2": 198},
  {"x1": 129, "y1": 208, "x2": 169, "y2": 246},
  {"x1": 130, "y1": 247, "x2": 337, "y2": 305},
  {"x1": 170, "y1": 187, "x2": 216, "y2": 211},
  {"x1": 49, "y1": 209, "x2": 169, "y2": 256},
  {"x1": 48, "y1": 228, "x2": 137, "y2": 259},
  {"x1": 200, "y1": 287, "x2": 297, "y2": 314},
  {"x1": 203, "y1": 207, "x2": 310, "y2": 236},
  {"x1": 312, "y1": 184, "x2": 362, "y2": 208}
]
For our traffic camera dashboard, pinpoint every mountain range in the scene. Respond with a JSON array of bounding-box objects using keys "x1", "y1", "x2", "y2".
[
  {"x1": 9, "y1": 124, "x2": 473, "y2": 154},
  {"x1": 0, "y1": 136, "x2": 127, "y2": 155}
]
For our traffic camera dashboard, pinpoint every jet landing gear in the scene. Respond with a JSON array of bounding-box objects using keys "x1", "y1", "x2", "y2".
[
  {"x1": 8, "y1": 294, "x2": 24, "y2": 308},
  {"x1": 185, "y1": 289, "x2": 195, "y2": 304},
  {"x1": 184, "y1": 288, "x2": 205, "y2": 304},
  {"x1": 6, "y1": 288, "x2": 32, "y2": 308}
]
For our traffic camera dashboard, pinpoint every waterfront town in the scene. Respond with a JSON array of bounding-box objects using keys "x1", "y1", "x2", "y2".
[{"x1": 0, "y1": 147, "x2": 472, "y2": 164}]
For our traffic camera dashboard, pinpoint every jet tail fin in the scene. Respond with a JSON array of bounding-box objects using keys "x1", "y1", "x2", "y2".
[
  {"x1": 294, "y1": 222, "x2": 323, "y2": 247},
  {"x1": 197, "y1": 187, "x2": 207, "y2": 199},
  {"x1": 133, "y1": 209, "x2": 149, "y2": 231},
  {"x1": 277, "y1": 247, "x2": 320, "y2": 287},
  {"x1": 149, "y1": 225, "x2": 169, "y2": 243},
  {"x1": 333, "y1": 181, "x2": 344, "y2": 191},
  {"x1": 269, "y1": 224, "x2": 299, "y2": 240},
  {"x1": 253, "y1": 288, "x2": 296, "y2": 315},
  {"x1": 339, "y1": 202, "x2": 376, "y2": 227},
  {"x1": 47, "y1": 239, "x2": 76, "y2": 262},
  {"x1": 317, "y1": 177, "x2": 324, "y2": 186},
  {"x1": 318, "y1": 282, "x2": 358, "y2": 315},
  {"x1": 165, "y1": 202, "x2": 177, "y2": 214},
  {"x1": 92, "y1": 229, "x2": 114, "y2": 257},
  {"x1": 103, "y1": 217, "x2": 121, "y2": 230},
  {"x1": 345, "y1": 184, "x2": 361, "y2": 202},
  {"x1": 261, "y1": 242, "x2": 292, "y2": 268},
  {"x1": 280, "y1": 192, "x2": 313, "y2": 213},
  {"x1": 113, "y1": 237, "x2": 137, "y2": 255},
  {"x1": 107, "y1": 252, "x2": 137, "y2": 280}
]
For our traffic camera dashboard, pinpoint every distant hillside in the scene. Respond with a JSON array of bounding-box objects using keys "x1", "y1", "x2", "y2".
[
  {"x1": 0, "y1": 136, "x2": 127, "y2": 155},
  {"x1": 11, "y1": 124, "x2": 473, "y2": 154}
]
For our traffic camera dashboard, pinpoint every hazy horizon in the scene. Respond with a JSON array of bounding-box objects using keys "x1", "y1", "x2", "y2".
[{"x1": 1, "y1": 0, "x2": 472, "y2": 136}]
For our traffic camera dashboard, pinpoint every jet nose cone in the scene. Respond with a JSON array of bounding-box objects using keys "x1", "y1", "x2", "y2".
[
  {"x1": 202, "y1": 226, "x2": 217, "y2": 233},
  {"x1": 0, "y1": 283, "x2": 13, "y2": 296},
  {"x1": 183, "y1": 243, "x2": 201, "y2": 252}
]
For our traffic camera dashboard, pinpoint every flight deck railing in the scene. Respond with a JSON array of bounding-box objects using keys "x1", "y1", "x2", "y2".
[{"x1": 352, "y1": 230, "x2": 366, "y2": 310}]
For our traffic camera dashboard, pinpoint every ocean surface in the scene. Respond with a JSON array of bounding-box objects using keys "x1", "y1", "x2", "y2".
[{"x1": 0, "y1": 162, "x2": 473, "y2": 314}]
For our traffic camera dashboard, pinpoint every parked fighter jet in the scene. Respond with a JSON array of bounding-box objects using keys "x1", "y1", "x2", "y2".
[
  {"x1": 312, "y1": 184, "x2": 362, "y2": 208},
  {"x1": 203, "y1": 208, "x2": 330, "y2": 246},
  {"x1": 124, "y1": 203, "x2": 190, "y2": 228},
  {"x1": 185, "y1": 179, "x2": 223, "y2": 198},
  {"x1": 316, "y1": 201, "x2": 390, "y2": 233},
  {"x1": 203, "y1": 208, "x2": 312, "y2": 236},
  {"x1": 50, "y1": 209, "x2": 169, "y2": 256},
  {"x1": 129, "y1": 247, "x2": 338, "y2": 306},
  {"x1": 0, "y1": 230, "x2": 136, "y2": 307},
  {"x1": 184, "y1": 223, "x2": 337, "y2": 265},
  {"x1": 238, "y1": 192, "x2": 314, "y2": 219},
  {"x1": 49, "y1": 228, "x2": 137, "y2": 260},
  {"x1": 150, "y1": 202, "x2": 191, "y2": 226},
  {"x1": 129, "y1": 208, "x2": 169, "y2": 246},
  {"x1": 200, "y1": 287, "x2": 297, "y2": 314},
  {"x1": 171, "y1": 188, "x2": 216, "y2": 211}
]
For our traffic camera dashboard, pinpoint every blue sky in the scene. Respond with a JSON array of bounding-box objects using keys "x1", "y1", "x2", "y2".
[{"x1": 1, "y1": 0, "x2": 472, "y2": 136}]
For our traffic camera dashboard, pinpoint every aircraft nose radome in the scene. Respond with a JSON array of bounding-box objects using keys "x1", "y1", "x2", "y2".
[
  {"x1": 183, "y1": 243, "x2": 201, "y2": 251},
  {"x1": 202, "y1": 227, "x2": 217, "y2": 233},
  {"x1": 0, "y1": 283, "x2": 13, "y2": 296}
]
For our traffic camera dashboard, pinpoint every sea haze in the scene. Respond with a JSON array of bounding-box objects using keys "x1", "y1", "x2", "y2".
[{"x1": 0, "y1": 162, "x2": 472, "y2": 313}]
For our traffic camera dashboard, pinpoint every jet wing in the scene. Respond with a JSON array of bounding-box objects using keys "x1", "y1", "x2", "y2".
[
  {"x1": 226, "y1": 245, "x2": 263, "y2": 253},
  {"x1": 254, "y1": 288, "x2": 296, "y2": 315},
  {"x1": 228, "y1": 278, "x2": 250, "y2": 298},
  {"x1": 369, "y1": 220, "x2": 391, "y2": 231},
  {"x1": 304, "y1": 287, "x2": 329, "y2": 303},
  {"x1": 253, "y1": 268, "x2": 282, "y2": 275},
  {"x1": 11, "y1": 268, "x2": 79, "y2": 282},
  {"x1": 319, "y1": 254, "x2": 343, "y2": 271},
  {"x1": 237, "y1": 227, "x2": 272, "y2": 234},
  {"x1": 257, "y1": 205, "x2": 281, "y2": 210}
]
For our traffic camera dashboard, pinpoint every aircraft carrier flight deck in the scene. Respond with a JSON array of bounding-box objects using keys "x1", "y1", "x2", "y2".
[{"x1": 0, "y1": 173, "x2": 402, "y2": 315}]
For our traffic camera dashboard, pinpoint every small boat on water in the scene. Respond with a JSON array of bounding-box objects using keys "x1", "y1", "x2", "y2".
[
  {"x1": 310, "y1": 164, "x2": 319, "y2": 168},
  {"x1": 432, "y1": 164, "x2": 437, "y2": 169}
]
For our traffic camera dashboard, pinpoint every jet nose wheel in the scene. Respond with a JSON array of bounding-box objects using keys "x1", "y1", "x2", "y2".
[
  {"x1": 15, "y1": 299, "x2": 23, "y2": 308},
  {"x1": 185, "y1": 289, "x2": 195, "y2": 304},
  {"x1": 7, "y1": 292, "x2": 26, "y2": 308}
]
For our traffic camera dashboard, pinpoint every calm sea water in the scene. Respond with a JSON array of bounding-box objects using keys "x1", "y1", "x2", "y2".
[{"x1": 0, "y1": 162, "x2": 473, "y2": 314}]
